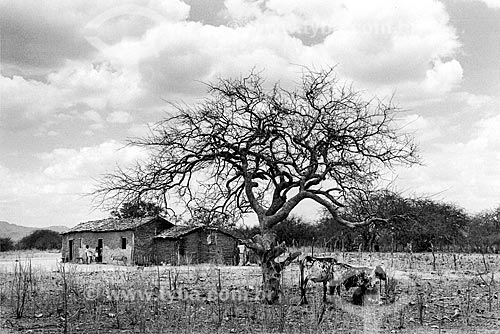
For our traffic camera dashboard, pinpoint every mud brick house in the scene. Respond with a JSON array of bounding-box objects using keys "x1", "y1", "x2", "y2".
[
  {"x1": 61, "y1": 216, "x2": 242, "y2": 265},
  {"x1": 153, "y1": 225, "x2": 239, "y2": 265},
  {"x1": 61, "y1": 216, "x2": 173, "y2": 265}
]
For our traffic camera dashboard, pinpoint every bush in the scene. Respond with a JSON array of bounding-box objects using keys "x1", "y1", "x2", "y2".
[
  {"x1": 17, "y1": 229, "x2": 61, "y2": 250},
  {"x1": 0, "y1": 237, "x2": 15, "y2": 252}
]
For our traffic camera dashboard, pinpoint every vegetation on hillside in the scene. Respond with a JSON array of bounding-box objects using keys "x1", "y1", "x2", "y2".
[
  {"x1": 15, "y1": 230, "x2": 61, "y2": 251},
  {"x1": 0, "y1": 229, "x2": 62, "y2": 252},
  {"x1": 0, "y1": 237, "x2": 15, "y2": 252},
  {"x1": 0, "y1": 221, "x2": 67, "y2": 242}
]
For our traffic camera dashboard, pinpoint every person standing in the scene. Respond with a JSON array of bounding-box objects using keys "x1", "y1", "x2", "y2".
[
  {"x1": 85, "y1": 245, "x2": 93, "y2": 264},
  {"x1": 237, "y1": 244, "x2": 247, "y2": 266},
  {"x1": 233, "y1": 244, "x2": 240, "y2": 266},
  {"x1": 95, "y1": 246, "x2": 101, "y2": 263}
]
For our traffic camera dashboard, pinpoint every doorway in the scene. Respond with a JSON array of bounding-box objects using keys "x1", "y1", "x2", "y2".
[
  {"x1": 97, "y1": 239, "x2": 103, "y2": 262},
  {"x1": 68, "y1": 240, "x2": 73, "y2": 261}
]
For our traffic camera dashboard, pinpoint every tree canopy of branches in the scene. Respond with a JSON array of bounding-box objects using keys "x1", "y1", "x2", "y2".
[
  {"x1": 317, "y1": 191, "x2": 469, "y2": 252},
  {"x1": 234, "y1": 216, "x2": 319, "y2": 247},
  {"x1": 110, "y1": 200, "x2": 163, "y2": 219},
  {"x1": 469, "y1": 207, "x2": 500, "y2": 253},
  {"x1": 94, "y1": 68, "x2": 418, "y2": 303}
]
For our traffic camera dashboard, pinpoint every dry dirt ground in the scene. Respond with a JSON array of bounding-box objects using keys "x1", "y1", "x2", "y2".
[
  {"x1": 0, "y1": 251, "x2": 62, "y2": 272},
  {"x1": 1, "y1": 251, "x2": 499, "y2": 333}
]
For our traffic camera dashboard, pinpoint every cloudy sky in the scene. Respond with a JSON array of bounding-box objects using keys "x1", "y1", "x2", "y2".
[{"x1": 1, "y1": 0, "x2": 500, "y2": 228}]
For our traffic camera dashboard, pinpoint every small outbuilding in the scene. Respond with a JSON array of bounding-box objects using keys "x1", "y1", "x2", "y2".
[
  {"x1": 61, "y1": 216, "x2": 173, "y2": 265},
  {"x1": 153, "y1": 226, "x2": 240, "y2": 265}
]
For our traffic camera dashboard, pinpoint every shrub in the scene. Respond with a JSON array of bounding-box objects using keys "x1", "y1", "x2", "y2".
[
  {"x1": 17, "y1": 229, "x2": 61, "y2": 250},
  {"x1": 0, "y1": 237, "x2": 15, "y2": 252}
]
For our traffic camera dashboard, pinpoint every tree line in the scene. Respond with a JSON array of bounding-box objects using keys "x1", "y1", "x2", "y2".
[
  {"x1": 235, "y1": 192, "x2": 500, "y2": 254},
  {"x1": 0, "y1": 229, "x2": 61, "y2": 252},
  {"x1": 3, "y1": 196, "x2": 498, "y2": 254}
]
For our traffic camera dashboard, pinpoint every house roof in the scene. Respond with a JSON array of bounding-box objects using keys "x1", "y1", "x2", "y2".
[
  {"x1": 154, "y1": 225, "x2": 239, "y2": 240},
  {"x1": 62, "y1": 216, "x2": 168, "y2": 234},
  {"x1": 154, "y1": 225, "x2": 201, "y2": 239}
]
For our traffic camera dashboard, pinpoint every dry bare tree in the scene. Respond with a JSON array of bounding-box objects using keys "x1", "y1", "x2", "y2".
[{"x1": 93, "y1": 68, "x2": 419, "y2": 303}]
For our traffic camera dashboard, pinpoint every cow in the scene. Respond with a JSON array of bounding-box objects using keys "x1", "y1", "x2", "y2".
[
  {"x1": 299, "y1": 255, "x2": 338, "y2": 304},
  {"x1": 299, "y1": 256, "x2": 387, "y2": 305},
  {"x1": 351, "y1": 272, "x2": 371, "y2": 305},
  {"x1": 351, "y1": 271, "x2": 383, "y2": 305},
  {"x1": 326, "y1": 263, "x2": 367, "y2": 296},
  {"x1": 329, "y1": 264, "x2": 387, "y2": 305},
  {"x1": 111, "y1": 255, "x2": 128, "y2": 265}
]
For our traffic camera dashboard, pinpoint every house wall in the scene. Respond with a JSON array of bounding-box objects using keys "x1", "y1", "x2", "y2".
[
  {"x1": 61, "y1": 230, "x2": 134, "y2": 264},
  {"x1": 154, "y1": 229, "x2": 239, "y2": 265},
  {"x1": 210, "y1": 231, "x2": 239, "y2": 265},
  {"x1": 153, "y1": 239, "x2": 178, "y2": 265},
  {"x1": 133, "y1": 218, "x2": 174, "y2": 265}
]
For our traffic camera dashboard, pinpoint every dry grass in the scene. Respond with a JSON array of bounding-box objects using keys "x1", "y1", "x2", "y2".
[{"x1": 0, "y1": 251, "x2": 499, "y2": 333}]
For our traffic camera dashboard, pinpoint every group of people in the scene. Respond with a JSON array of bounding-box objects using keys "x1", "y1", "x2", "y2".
[{"x1": 84, "y1": 245, "x2": 102, "y2": 264}]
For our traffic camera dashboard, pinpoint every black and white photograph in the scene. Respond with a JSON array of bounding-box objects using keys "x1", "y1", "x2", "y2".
[{"x1": 1, "y1": 0, "x2": 500, "y2": 333}]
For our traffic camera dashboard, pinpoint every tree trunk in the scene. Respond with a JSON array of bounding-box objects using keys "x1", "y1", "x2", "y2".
[
  {"x1": 260, "y1": 231, "x2": 284, "y2": 304},
  {"x1": 261, "y1": 259, "x2": 282, "y2": 304},
  {"x1": 246, "y1": 230, "x2": 300, "y2": 304}
]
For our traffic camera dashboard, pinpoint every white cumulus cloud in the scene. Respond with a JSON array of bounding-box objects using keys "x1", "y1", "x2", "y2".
[
  {"x1": 478, "y1": 0, "x2": 500, "y2": 9},
  {"x1": 107, "y1": 111, "x2": 133, "y2": 124},
  {"x1": 396, "y1": 114, "x2": 500, "y2": 212}
]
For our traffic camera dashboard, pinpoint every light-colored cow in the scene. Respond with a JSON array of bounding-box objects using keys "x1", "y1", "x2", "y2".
[{"x1": 299, "y1": 255, "x2": 338, "y2": 304}]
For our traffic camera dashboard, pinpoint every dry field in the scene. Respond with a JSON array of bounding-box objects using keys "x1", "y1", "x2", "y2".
[{"x1": 1, "y1": 250, "x2": 499, "y2": 333}]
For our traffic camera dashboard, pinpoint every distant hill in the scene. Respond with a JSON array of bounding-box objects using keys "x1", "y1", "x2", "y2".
[{"x1": 0, "y1": 221, "x2": 68, "y2": 242}]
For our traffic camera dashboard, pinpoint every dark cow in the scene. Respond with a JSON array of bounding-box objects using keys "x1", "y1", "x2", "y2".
[
  {"x1": 351, "y1": 272, "x2": 371, "y2": 305},
  {"x1": 351, "y1": 271, "x2": 383, "y2": 305},
  {"x1": 328, "y1": 264, "x2": 387, "y2": 297}
]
